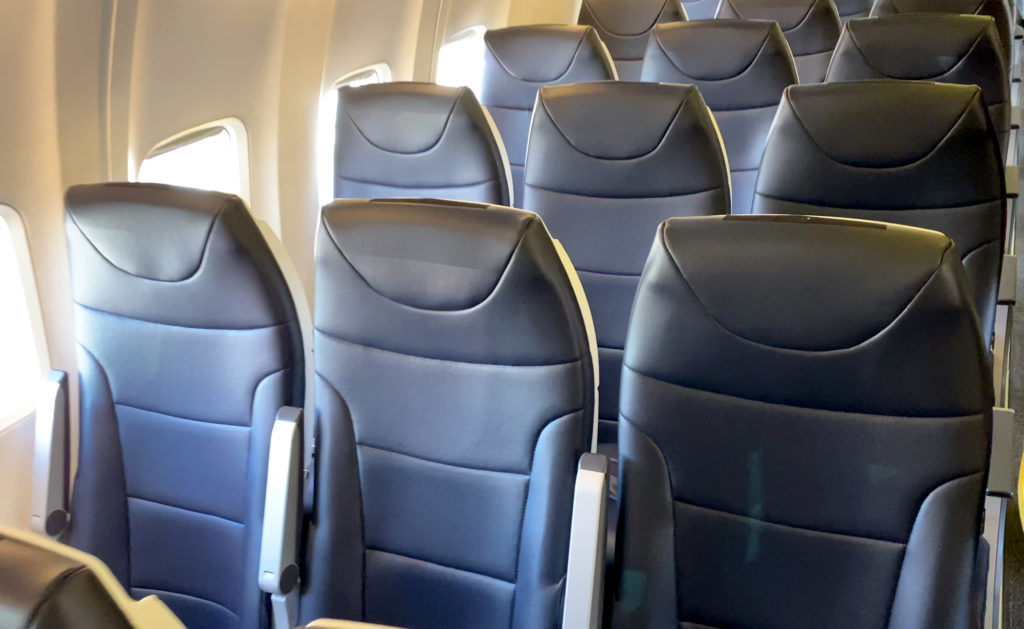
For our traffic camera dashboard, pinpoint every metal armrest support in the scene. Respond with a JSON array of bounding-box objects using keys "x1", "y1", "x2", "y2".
[
  {"x1": 31, "y1": 370, "x2": 69, "y2": 538},
  {"x1": 259, "y1": 407, "x2": 304, "y2": 629},
  {"x1": 562, "y1": 453, "x2": 610, "y2": 629}
]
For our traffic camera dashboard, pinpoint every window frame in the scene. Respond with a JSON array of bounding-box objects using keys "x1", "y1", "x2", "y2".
[
  {"x1": 435, "y1": 25, "x2": 488, "y2": 94},
  {"x1": 136, "y1": 117, "x2": 251, "y2": 203},
  {"x1": 0, "y1": 204, "x2": 50, "y2": 430}
]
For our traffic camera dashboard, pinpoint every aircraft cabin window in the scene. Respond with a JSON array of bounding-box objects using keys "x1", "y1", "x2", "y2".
[
  {"x1": 436, "y1": 26, "x2": 487, "y2": 96},
  {"x1": 137, "y1": 121, "x2": 249, "y2": 199},
  {"x1": 318, "y1": 63, "x2": 393, "y2": 207},
  {"x1": 0, "y1": 205, "x2": 46, "y2": 427}
]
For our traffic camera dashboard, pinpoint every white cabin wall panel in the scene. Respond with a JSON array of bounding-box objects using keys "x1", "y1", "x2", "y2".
[
  {"x1": 442, "y1": 0, "x2": 512, "y2": 39},
  {"x1": 323, "y1": 0, "x2": 425, "y2": 84},
  {"x1": 506, "y1": 0, "x2": 582, "y2": 26}
]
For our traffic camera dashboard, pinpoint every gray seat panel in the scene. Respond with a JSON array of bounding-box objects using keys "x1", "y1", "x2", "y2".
[
  {"x1": 64, "y1": 183, "x2": 304, "y2": 629},
  {"x1": 643, "y1": 20, "x2": 798, "y2": 212},
  {"x1": 827, "y1": 15, "x2": 1010, "y2": 157},
  {"x1": 523, "y1": 81, "x2": 730, "y2": 432},
  {"x1": 480, "y1": 25, "x2": 616, "y2": 206},
  {"x1": 578, "y1": 0, "x2": 688, "y2": 80},
  {"x1": 300, "y1": 199, "x2": 595, "y2": 629},
  {"x1": 613, "y1": 215, "x2": 991, "y2": 628},
  {"x1": 716, "y1": 0, "x2": 841, "y2": 83},
  {"x1": 753, "y1": 81, "x2": 1005, "y2": 346},
  {"x1": 334, "y1": 82, "x2": 511, "y2": 206}
]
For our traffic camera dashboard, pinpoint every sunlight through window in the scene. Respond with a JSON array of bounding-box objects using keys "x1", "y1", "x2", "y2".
[
  {"x1": 436, "y1": 26, "x2": 487, "y2": 96},
  {"x1": 0, "y1": 208, "x2": 43, "y2": 424},
  {"x1": 138, "y1": 126, "x2": 244, "y2": 197}
]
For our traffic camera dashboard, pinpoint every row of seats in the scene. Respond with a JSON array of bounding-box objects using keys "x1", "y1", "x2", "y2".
[{"x1": 577, "y1": 0, "x2": 1016, "y2": 82}]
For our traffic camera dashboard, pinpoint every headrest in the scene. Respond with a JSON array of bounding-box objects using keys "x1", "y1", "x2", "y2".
[
  {"x1": 626, "y1": 215, "x2": 991, "y2": 415},
  {"x1": 870, "y1": 0, "x2": 1010, "y2": 50},
  {"x1": 756, "y1": 81, "x2": 1003, "y2": 208},
  {"x1": 579, "y1": 0, "x2": 684, "y2": 36},
  {"x1": 717, "y1": 0, "x2": 840, "y2": 55},
  {"x1": 316, "y1": 199, "x2": 590, "y2": 367},
  {"x1": 833, "y1": 0, "x2": 872, "y2": 18},
  {"x1": 526, "y1": 81, "x2": 730, "y2": 198},
  {"x1": 643, "y1": 20, "x2": 798, "y2": 109},
  {"x1": 828, "y1": 16, "x2": 1006, "y2": 104},
  {"x1": 0, "y1": 534, "x2": 134, "y2": 628},
  {"x1": 483, "y1": 25, "x2": 615, "y2": 84},
  {"x1": 65, "y1": 183, "x2": 299, "y2": 330},
  {"x1": 334, "y1": 82, "x2": 510, "y2": 204}
]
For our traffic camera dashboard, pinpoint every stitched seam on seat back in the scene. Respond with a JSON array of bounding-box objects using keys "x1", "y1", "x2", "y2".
[
  {"x1": 342, "y1": 89, "x2": 463, "y2": 156},
  {"x1": 126, "y1": 495, "x2": 244, "y2": 526},
  {"x1": 485, "y1": 30, "x2": 591, "y2": 83},
  {"x1": 526, "y1": 182, "x2": 723, "y2": 200},
  {"x1": 584, "y1": 0, "x2": 672, "y2": 37},
  {"x1": 652, "y1": 26, "x2": 773, "y2": 82},
  {"x1": 845, "y1": 24, "x2": 992, "y2": 83},
  {"x1": 73, "y1": 302, "x2": 292, "y2": 332},
  {"x1": 66, "y1": 196, "x2": 232, "y2": 283},
  {"x1": 657, "y1": 226, "x2": 953, "y2": 352}
]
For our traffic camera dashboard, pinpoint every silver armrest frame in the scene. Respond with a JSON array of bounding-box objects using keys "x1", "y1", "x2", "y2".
[
  {"x1": 562, "y1": 453, "x2": 609, "y2": 629},
  {"x1": 259, "y1": 406, "x2": 304, "y2": 629},
  {"x1": 31, "y1": 370, "x2": 70, "y2": 538}
]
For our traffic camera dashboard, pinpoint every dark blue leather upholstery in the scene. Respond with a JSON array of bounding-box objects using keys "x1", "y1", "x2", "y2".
[
  {"x1": 578, "y1": 0, "x2": 687, "y2": 80},
  {"x1": 300, "y1": 199, "x2": 595, "y2": 629},
  {"x1": 716, "y1": 0, "x2": 841, "y2": 83},
  {"x1": 334, "y1": 82, "x2": 511, "y2": 205},
  {"x1": 480, "y1": 25, "x2": 617, "y2": 207},
  {"x1": 754, "y1": 81, "x2": 1005, "y2": 346},
  {"x1": 827, "y1": 15, "x2": 1010, "y2": 157},
  {"x1": 835, "y1": 0, "x2": 872, "y2": 22},
  {"x1": 643, "y1": 20, "x2": 798, "y2": 213},
  {"x1": 615, "y1": 214, "x2": 992, "y2": 628},
  {"x1": 64, "y1": 183, "x2": 304, "y2": 629},
  {"x1": 523, "y1": 81, "x2": 730, "y2": 443},
  {"x1": 869, "y1": 0, "x2": 1012, "y2": 71}
]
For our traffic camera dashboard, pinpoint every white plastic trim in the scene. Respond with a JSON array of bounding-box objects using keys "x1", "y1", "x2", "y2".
[
  {"x1": 304, "y1": 621, "x2": 404, "y2": 629},
  {"x1": 259, "y1": 407, "x2": 304, "y2": 629},
  {"x1": 0, "y1": 525, "x2": 186, "y2": 628},
  {"x1": 30, "y1": 371, "x2": 69, "y2": 538},
  {"x1": 562, "y1": 453, "x2": 609, "y2": 629}
]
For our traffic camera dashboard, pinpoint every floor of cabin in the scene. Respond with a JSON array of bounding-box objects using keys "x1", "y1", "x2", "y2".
[{"x1": 1004, "y1": 163, "x2": 1024, "y2": 625}]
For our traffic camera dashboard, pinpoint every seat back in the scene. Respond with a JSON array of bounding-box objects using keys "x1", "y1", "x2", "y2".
[
  {"x1": 835, "y1": 0, "x2": 872, "y2": 22},
  {"x1": 64, "y1": 183, "x2": 304, "y2": 629},
  {"x1": 827, "y1": 15, "x2": 1010, "y2": 157},
  {"x1": 716, "y1": 0, "x2": 841, "y2": 83},
  {"x1": 480, "y1": 25, "x2": 617, "y2": 206},
  {"x1": 334, "y1": 82, "x2": 512, "y2": 205},
  {"x1": 301, "y1": 199, "x2": 596, "y2": 629},
  {"x1": 578, "y1": 0, "x2": 687, "y2": 80},
  {"x1": 643, "y1": 20, "x2": 798, "y2": 212},
  {"x1": 869, "y1": 0, "x2": 1012, "y2": 67},
  {"x1": 614, "y1": 214, "x2": 992, "y2": 628},
  {"x1": 754, "y1": 81, "x2": 1005, "y2": 345},
  {"x1": 523, "y1": 81, "x2": 730, "y2": 441}
]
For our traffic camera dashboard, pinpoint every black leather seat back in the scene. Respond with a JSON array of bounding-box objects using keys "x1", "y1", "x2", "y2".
[
  {"x1": 643, "y1": 20, "x2": 798, "y2": 212},
  {"x1": 754, "y1": 81, "x2": 1005, "y2": 345},
  {"x1": 480, "y1": 25, "x2": 617, "y2": 206},
  {"x1": 523, "y1": 81, "x2": 730, "y2": 440},
  {"x1": 827, "y1": 15, "x2": 1010, "y2": 157},
  {"x1": 302, "y1": 199, "x2": 595, "y2": 629},
  {"x1": 0, "y1": 532, "x2": 133, "y2": 629},
  {"x1": 615, "y1": 214, "x2": 991, "y2": 628},
  {"x1": 716, "y1": 0, "x2": 841, "y2": 83},
  {"x1": 64, "y1": 183, "x2": 304, "y2": 629},
  {"x1": 870, "y1": 0, "x2": 1012, "y2": 68},
  {"x1": 334, "y1": 82, "x2": 511, "y2": 205},
  {"x1": 578, "y1": 0, "x2": 687, "y2": 80}
]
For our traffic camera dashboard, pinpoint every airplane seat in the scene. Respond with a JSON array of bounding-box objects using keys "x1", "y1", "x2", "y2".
[
  {"x1": 613, "y1": 214, "x2": 992, "y2": 627},
  {"x1": 869, "y1": 0, "x2": 1013, "y2": 70},
  {"x1": 334, "y1": 82, "x2": 512, "y2": 206},
  {"x1": 62, "y1": 183, "x2": 305, "y2": 629},
  {"x1": 754, "y1": 81, "x2": 1005, "y2": 347},
  {"x1": 577, "y1": 0, "x2": 687, "y2": 80},
  {"x1": 827, "y1": 15, "x2": 1010, "y2": 158},
  {"x1": 642, "y1": 20, "x2": 798, "y2": 213},
  {"x1": 716, "y1": 0, "x2": 842, "y2": 83},
  {"x1": 300, "y1": 199, "x2": 597, "y2": 629},
  {"x1": 522, "y1": 81, "x2": 730, "y2": 446},
  {"x1": 479, "y1": 25, "x2": 617, "y2": 207},
  {"x1": 835, "y1": 0, "x2": 873, "y2": 22}
]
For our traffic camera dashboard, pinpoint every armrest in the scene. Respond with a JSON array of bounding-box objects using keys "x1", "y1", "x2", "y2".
[
  {"x1": 562, "y1": 453, "x2": 609, "y2": 629},
  {"x1": 259, "y1": 407, "x2": 304, "y2": 629},
  {"x1": 31, "y1": 370, "x2": 69, "y2": 538},
  {"x1": 987, "y1": 408, "x2": 1016, "y2": 497}
]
